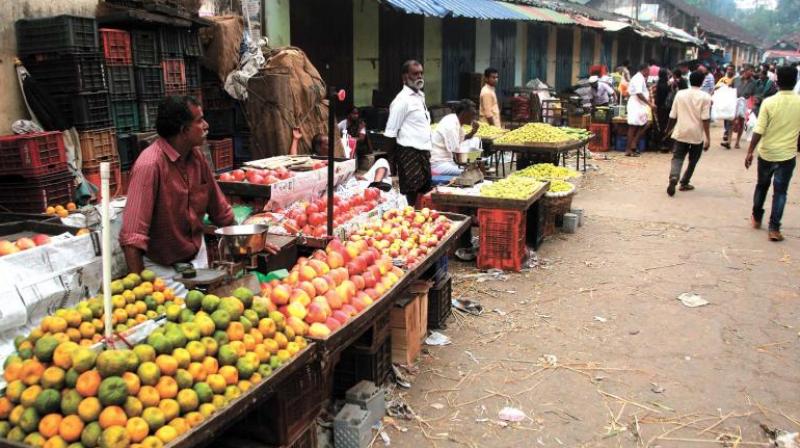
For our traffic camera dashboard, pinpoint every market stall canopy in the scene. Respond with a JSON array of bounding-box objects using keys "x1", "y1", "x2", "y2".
[
  {"x1": 650, "y1": 21, "x2": 703, "y2": 46},
  {"x1": 570, "y1": 14, "x2": 604, "y2": 28},
  {"x1": 379, "y1": 0, "x2": 528, "y2": 19},
  {"x1": 501, "y1": 3, "x2": 576, "y2": 24},
  {"x1": 601, "y1": 20, "x2": 631, "y2": 32}
]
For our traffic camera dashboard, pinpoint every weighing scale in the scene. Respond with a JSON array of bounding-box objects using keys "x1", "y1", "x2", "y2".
[{"x1": 450, "y1": 149, "x2": 484, "y2": 187}]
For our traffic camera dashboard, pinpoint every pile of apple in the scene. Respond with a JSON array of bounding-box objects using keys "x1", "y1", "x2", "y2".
[
  {"x1": 260, "y1": 238, "x2": 404, "y2": 339},
  {"x1": 0, "y1": 234, "x2": 52, "y2": 257},
  {"x1": 217, "y1": 167, "x2": 295, "y2": 186},
  {"x1": 279, "y1": 188, "x2": 383, "y2": 238},
  {"x1": 350, "y1": 207, "x2": 453, "y2": 267}
]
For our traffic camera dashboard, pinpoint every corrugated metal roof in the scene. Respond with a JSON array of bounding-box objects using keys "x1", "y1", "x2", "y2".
[
  {"x1": 571, "y1": 14, "x2": 603, "y2": 28},
  {"x1": 437, "y1": 0, "x2": 529, "y2": 19},
  {"x1": 601, "y1": 20, "x2": 630, "y2": 32},
  {"x1": 650, "y1": 21, "x2": 703, "y2": 46},
  {"x1": 502, "y1": 3, "x2": 575, "y2": 24},
  {"x1": 379, "y1": 0, "x2": 448, "y2": 16}
]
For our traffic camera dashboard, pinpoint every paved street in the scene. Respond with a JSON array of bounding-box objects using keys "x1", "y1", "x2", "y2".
[{"x1": 388, "y1": 126, "x2": 800, "y2": 447}]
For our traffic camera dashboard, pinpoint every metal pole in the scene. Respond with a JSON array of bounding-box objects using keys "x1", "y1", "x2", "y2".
[
  {"x1": 326, "y1": 88, "x2": 336, "y2": 238},
  {"x1": 100, "y1": 162, "x2": 113, "y2": 344}
]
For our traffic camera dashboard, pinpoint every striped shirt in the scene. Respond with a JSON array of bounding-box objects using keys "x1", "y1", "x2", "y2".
[{"x1": 119, "y1": 138, "x2": 233, "y2": 266}]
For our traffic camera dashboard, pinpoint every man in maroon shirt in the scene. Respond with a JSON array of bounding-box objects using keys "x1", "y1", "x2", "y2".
[{"x1": 120, "y1": 96, "x2": 234, "y2": 277}]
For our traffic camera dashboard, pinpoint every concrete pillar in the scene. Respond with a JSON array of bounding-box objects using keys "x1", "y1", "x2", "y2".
[
  {"x1": 475, "y1": 21, "x2": 492, "y2": 73},
  {"x1": 572, "y1": 27, "x2": 581, "y2": 84},
  {"x1": 265, "y1": 0, "x2": 291, "y2": 47},
  {"x1": 547, "y1": 25, "x2": 557, "y2": 87},
  {"x1": 423, "y1": 17, "x2": 443, "y2": 105},
  {"x1": 353, "y1": 0, "x2": 379, "y2": 106},
  {"x1": 516, "y1": 22, "x2": 527, "y2": 86}
]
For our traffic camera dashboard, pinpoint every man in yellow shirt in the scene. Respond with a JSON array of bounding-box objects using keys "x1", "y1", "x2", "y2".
[
  {"x1": 745, "y1": 66, "x2": 800, "y2": 242},
  {"x1": 480, "y1": 67, "x2": 501, "y2": 127}
]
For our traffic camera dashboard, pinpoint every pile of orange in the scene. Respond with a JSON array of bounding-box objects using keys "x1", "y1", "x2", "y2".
[{"x1": 44, "y1": 203, "x2": 76, "y2": 219}]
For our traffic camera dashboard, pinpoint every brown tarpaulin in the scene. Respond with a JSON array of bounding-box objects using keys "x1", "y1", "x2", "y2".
[
  {"x1": 243, "y1": 47, "x2": 342, "y2": 159},
  {"x1": 199, "y1": 16, "x2": 244, "y2": 83}
]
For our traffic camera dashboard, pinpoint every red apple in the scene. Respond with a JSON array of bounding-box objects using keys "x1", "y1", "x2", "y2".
[
  {"x1": 32, "y1": 234, "x2": 50, "y2": 246},
  {"x1": 324, "y1": 317, "x2": 342, "y2": 332},
  {"x1": 15, "y1": 238, "x2": 35, "y2": 250}
]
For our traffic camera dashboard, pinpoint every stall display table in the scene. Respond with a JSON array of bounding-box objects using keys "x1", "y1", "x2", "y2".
[{"x1": 491, "y1": 138, "x2": 590, "y2": 172}]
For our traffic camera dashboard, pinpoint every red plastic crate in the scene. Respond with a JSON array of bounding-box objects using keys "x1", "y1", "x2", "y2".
[
  {"x1": 0, "y1": 171, "x2": 74, "y2": 213},
  {"x1": 78, "y1": 128, "x2": 117, "y2": 164},
  {"x1": 477, "y1": 208, "x2": 526, "y2": 272},
  {"x1": 0, "y1": 132, "x2": 68, "y2": 177},
  {"x1": 99, "y1": 28, "x2": 132, "y2": 65},
  {"x1": 588, "y1": 123, "x2": 610, "y2": 152},
  {"x1": 83, "y1": 159, "x2": 122, "y2": 201},
  {"x1": 208, "y1": 138, "x2": 233, "y2": 172},
  {"x1": 162, "y1": 59, "x2": 187, "y2": 95}
]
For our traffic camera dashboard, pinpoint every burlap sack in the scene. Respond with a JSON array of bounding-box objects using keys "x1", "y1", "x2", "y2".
[
  {"x1": 243, "y1": 47, "x2": 342, "y2": 159},
  {"x1": 200, "y1": 16, "x2": 244, "y2": 83}
]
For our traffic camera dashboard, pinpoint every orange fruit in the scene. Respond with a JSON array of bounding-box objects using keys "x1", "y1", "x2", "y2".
[
  {"x1": 242, "y1": 334, "x2": 256, "y2": 351},
  {"x1": 98, "y1": 405, "x2": 127, "y2": 429},
  {"x1": 228, "y1": 341, "x2": 246, "y2": 357},
  {"x1": 250, "y1": 373, "x2": 263, "y2": 383},
  {"x1": 218, "y1": 366, "x2": 238, "y2": 386},
  {"x1": 155, "y1": 355, "x2": 178, "y2": 377},
  {"x1": 155, "y1": 425, "x2": 178, "y2": 444},
  {"x1": 187, "y1": 363, "x2": 207, "y2": 382},
  {"x1": 141, "y1": 435, "x2": 164, "y2": 448},
  {"x1": 201, "y1": 357, "x2": 218, "y2": 375},
  {"x1": 184, "y1": 412, "x2": 203, "y2": 428},
  {"x1": 77, "y1": 397, "x2": 102, "y2": 422},
  {"x1": 0, "y1": 396, "x2": 13, "y2": 419},
  {"x1": 76, "y1": 370, "x2": 101, "y2": 397},
  {"x1": 46, "y1": 206, "x2": 56, "y2": 215},
  {"x1": 176, "y1": 389, "x2": 199, "y2": 413},
  {"x1": 226, "y1": 322, "x2": 245, "y2": 342},
  {"x1": 206, "y1": 375, "x2": 226, "y2": 394},
  {"x1": 65, "y1": 328, "x2": 82, "y2": 342},
  {"x1": 155, "y1": 376, "x2": 178, "y2": 400},
  {"x1": 99, "y1": 425, "x2": 130, "y2": 448},
  {"x1": 126, "y1": 417, "x2": 149, "y2": 443},
  {"x1": 136, "y1": 362, "x2": 161, "y2": 387},
  {"x1": 137, "y1": 386, "x2": 160, "y2": 408},
  {"x1": 41, "y1": 366, "x2": 66, "y2": 389},
  {"x1": 4, "y1": 362, "x2": 22, "y2": 382},
  {"x1": 63, "y1": 310, "x2": 82, "y2": 328},
  {"x1": 49, "y1": 317, "x2": 68, "y2": 333},
  {"x1": 158, "y1": 399, "x2": 180, "y2": 422},
  {"x1": 43, "y1": 435, "x2": 68, "y2": 448},
  {"x1": 66, "y1": 202, "x2": 76, "y2": 211},
  {"x1": 124, "y1": 396, "x2": 143, "y2": 418},
  {"x1": 58, "y1": 414, "x2": 84, "y2": 442},
  {"x1": 20, "y1": 384, "x2": 43, "y2": 408},
  {"x1": 168, "y1": 417, "x2": 189, "y2": 435},
  {"x1": 141, "y1": 407, "x2": 166, "y2": 431},
  {"x1": 39, "y1": 413, "x2": 63, "y2": 438},
  {"x1": 52, "y1": 342, "x2": 79, "y2": 369},
  {"x1": 237, "y1": 380, "x2": 253, "y2": 393},
  {"x1": 78, "y1": 322, "x2": 96, "y2": 339},
  {"x1": 21, "y1": 359, "x2": 46, "y2": 386},
  {"x1": 122, "y1": 372, "x2": 141, "y2": 395}
]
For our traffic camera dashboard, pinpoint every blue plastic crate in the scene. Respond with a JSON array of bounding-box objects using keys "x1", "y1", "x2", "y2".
[{"x1": 614, "y1": 135, "x2": 647, "y2": 152}]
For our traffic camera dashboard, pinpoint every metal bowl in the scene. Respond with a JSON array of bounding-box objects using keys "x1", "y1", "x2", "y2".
[
  {"x1": 214, "y1": 224, "x2": 269, "y2": 257},
  {"x1": 454, "y1": 150, "x2": 481, "y2": 164}
]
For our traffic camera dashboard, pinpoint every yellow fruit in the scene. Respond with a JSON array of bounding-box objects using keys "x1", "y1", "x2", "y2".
[
  {"x1": 154, "y1": 425, "x2": 178, "y2": 444},
  {"x1": 77, "y1": 397, "x2": 102, "y2": 422},
  {"x1": 99, "y1": 425, "x2": 130, "y2": 448},
  {"x1": 126, "y1": 417, "x2": 149, "y2": 443},
  {"x1": 158, "y1": 399, "x2": 180, "y2": 422}
]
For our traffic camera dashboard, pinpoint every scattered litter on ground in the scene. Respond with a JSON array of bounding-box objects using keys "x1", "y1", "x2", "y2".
[
  {"x1": 392, "y1": 365, "x2": 412, "y2": 389},
  {"x1": 425, "y1": 331, "x2": 452, "y2": 346},
  {"x1": 453, "y1": 298, "x2": 484, "y2": 315},
  {"x1": 430, "y1": 403, "x2": 445, "y2": 410},
  {"x1": 677, "y1": 292, "x2": 710, "y2": 308},
  {"x1": 493, "y1": 308, "x2": 507, "y2": 316},
  {"x1": 464, "y1": 350, "x2": 480, "y2": 364},
  {"x1": 540, "y1": 354, "x2": 558, "y2": 366},
  {"x1": 458, "y1": 269, "x2": 509, "y2": 282},
  {"x1": 386, "y1": 397, "x2": 414, "y2": 420},
  {"x1": 762, "y1": 425, "x2": 800, "y2": 448},
  {"x1": 379, "y1": 431, "x2": 391, "y2": 445},
  {"x1": 498, "y1": 407, "x2": 527, "y2": 422},
  {"x1": 629, "y1": 329, "x2": 640, "y2": 335},
  {"x1": 650, "y1": 383, "x2": 665, "y2": 394},
  {"x1": 594, "y1": 316, "x2": 607, "y2": 323}
]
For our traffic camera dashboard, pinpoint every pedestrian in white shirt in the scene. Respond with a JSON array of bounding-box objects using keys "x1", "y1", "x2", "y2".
[
  {"x1": 431, "y1": 99, "x2": 479, "y2": 176},
  {"x1": 626, "y1": 63, "x2": 654, "y2": 157},
  {"x1": 385, "y1": 60, "x2": 432, "y2": 206}
]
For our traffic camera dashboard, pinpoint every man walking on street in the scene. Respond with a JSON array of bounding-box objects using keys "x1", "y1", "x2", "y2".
[
  {"x1": 745, "y1": 66, "x2": 800, "y2": 242},
  {"x1": 664, "y1": 71, "x2": 712, "y2": 196},
  {"x1": 385, "y1": 60, "x2": 432, "y2": 207},
  {"x1": 480, "y1": 67, "x2": 501, "y2": 127},
  {"x1": 727, "y1": 65, "x2": 756, "y2": 149},
  {"x1": 698, "y1": 64, "x2": 715, "y2": 96}
]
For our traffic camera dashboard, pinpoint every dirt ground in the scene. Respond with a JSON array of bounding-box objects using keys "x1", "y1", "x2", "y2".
[{"x1": 386, "y1": 126, "x2": 800, "y2": 447}]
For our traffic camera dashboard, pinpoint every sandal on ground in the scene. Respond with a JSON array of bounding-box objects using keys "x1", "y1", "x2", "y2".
[{"x1": 679, "y1": 184, "x2": 694, "y2": 191}]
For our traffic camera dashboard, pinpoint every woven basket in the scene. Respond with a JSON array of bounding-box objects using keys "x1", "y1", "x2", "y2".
[{"x1": 542, "y1": 191, "x2": 576, "y2": 236}]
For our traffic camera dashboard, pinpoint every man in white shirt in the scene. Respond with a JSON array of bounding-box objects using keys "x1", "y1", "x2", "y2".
[
  {"x1": 626, "y1": 63, "x2": 654, "y2": 157},
  {"x1": 480, "y1": 67, "x2": 501, "y2": 127},
  {"x1": 589, "y1": 76, "x2": 616, "y2": 107},
  {"x1": 431, "y1": 99, "x2": 479, "y2": 176},
  {"x1": 385, "y1": 60, "x2": 432, "y2": 206},
  {"x1": 663, "y1": 71, "x2": 712, "y2": 196},
  {"x1": 338, "y1": 106, "x2": 366, "y2": 159}
]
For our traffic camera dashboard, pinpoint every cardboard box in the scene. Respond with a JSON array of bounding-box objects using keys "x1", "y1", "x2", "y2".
[{"x1": 391, "y1": 281, "x2": 432, "y2": 365}]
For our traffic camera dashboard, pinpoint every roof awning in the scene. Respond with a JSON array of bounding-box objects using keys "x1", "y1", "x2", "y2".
[
  {"x1": 632, "y1": 27, "x2": 663, "y2": 39},
  {"x1": 571, "y1": 14, "x2": 604, "y2": 28},
  {"x1": 650, "y1": 21, "x2": 703, "y2": 46},
  {"x1": 601, "y1": 20, "x2": 631, "y2": 32},
  {"x1": 379, "y1": 0, "x2": 528, "y2": 19},
  {"x1": 502, "y1": 3, "x2": 575, "y2": 24}
]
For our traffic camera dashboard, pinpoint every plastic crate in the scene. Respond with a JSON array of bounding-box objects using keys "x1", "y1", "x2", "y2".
[
  {"x1": 591, "y1": 107, "x2": 612, "y2": 124},
  {"x1": 0, "y1": 171, "x2": 74, "y2": 213},
  {"x1": 83, "y1": 159, "x2": 122, "y2": 200},
  {"x1": 135, "y1": 66, "x2": 165, "y2": 99},
  {"x1": 185, "y1": 57, "x2": 201, "y2": 89},
  {"x1": 428, "y1": 273, "x2": 452, "y2": 329},
  {"x1": 139, "y1": 100, "x2": 160, "y2": 131},
  {"x1": 613, "y1": 135, "x2": 647, "y2": 152},
  {"x1": 132, "y1": 29, "x2": 160, "y2": 66},
  {"x1": 23, "y1": 53, "x2": 107, "y2": 93},
  {"x1": 477, "y1": 208, "x2": 526, "y2": 272},
  {"x1": 588, "y1": 123, "x2": 610, "y2": 152},
  {"x1": 201, "y1": 81, "x2": 235, "y2": 110},
  {"x1": 107, "y1": 66, "x2": 136, "y2": 99},
  {"x1": 158, "y1": 27, "x2": 183, "y2": 56},
  {"x1": 16, "y1": 15, "x2": 98, "y2": 56},
  {"x1": 182, "y1": 29, "x2": 202, "y2": 57},
  {"x1": 52, "y1": 92, "x2": 113, "y2": 131},
  {"x1": 234, "y1": 103, "x2": 250, "y2": 133},
  {"x1": 208, "y1": 139, "x2": 234, "y2": 173},
  {"x1": 205, "y1": 108, "x2": 235, "y2": 137},
  {"x1": 99, "y1": 28, "x2": 132, "y2": 65},
  {"x1": 422, "y1": 255, "x2": 448, "y2": 283},
  {"x1": 188, "y1": 88, "x2": 203, "y2": 105},
  {"x1": 117, "y1": 134, "x2": 137, "y2": 170},
  {"x1": 78, "y1": 128, "x2": 117, "y2": 164},
  {"x1": 234, "y1": 135, "x2": 252, "y2": 165},
  {"x1": 111, "y1": 100, "x2": 140, "y2": 134},
  {"x1": 334, "y1": 334, "x2": 392, "y2": 397},
  {"x1": 162, "y1": 59, "x2": 187, "y2": 95},
  {"x1": 0, "y1": 132, "x2": 68, "y2": 178},
  {"x1": 350, "y1": 305, "x2": 390, "y2": 353},
  {"x1": 236, "y1": 357, "x2": 324, "y2": 446}
]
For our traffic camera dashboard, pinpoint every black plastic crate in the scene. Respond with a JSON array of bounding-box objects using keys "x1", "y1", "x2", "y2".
[
  {"x1": 117, "y1": 134, "x2": 138, "y2": 170},
  {"x1": 52, "y1": 92, "x2": 112, "y2": 130},
  {"x1": 23, "y1": 53, "x2": 107, "y2": 93},
  {"x1": 0, "y1": 171, "x2": 74, "y2": 213},
  {"x1": 351, "y1": 306, "x2": 390, "y2": 353},
  {"x1": 182, "y1": 29, "x2": 202, "y2": 57},
  {"x1": 428, "y1": 273, "x2": 452, "y2": 330},
  {"x1": 139, "y1": 100, "x2": 160, "y2": 131},
  {"x1": 135, "y1": 66, "x2": 164, "y2": 99},
  {"x1": 334, "y1": 334, "x2": 392, "y2": 397},
  {"x1": 185, "y1": 57, "x2": 201, "y2": 89},
  {"x1": 107, "y1": 66, "x2": 136, "y2": 99},
  {"x1": 205, "y1": 108, "x2": 235, "y2": 137},
  {"x1": 158, "y1": 27, "x2": 183, "y2": 56},
  {"x1": 234, "y1": 103, "x2": 250, "y2": 133},
  {"x1": 132, "y1": 29, "x2": 160, "y2": 66},
  {"x1": 111, "y1": 100, "x2": 140, "y2": 134},
  {"x1": 422, "y1": 255, "x2": 448, "y2": 284},
  {"x1": 16, "y1": 15, "x2": 98, "y2": 56}
]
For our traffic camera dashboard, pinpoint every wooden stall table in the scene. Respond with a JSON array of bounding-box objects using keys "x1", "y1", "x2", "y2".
[
  {"x1": 491, "y1": 138, "x2": 591, "y2": 173},
  {"x1": 431, "y1": 181, "x2": 549, "y2": 263}
]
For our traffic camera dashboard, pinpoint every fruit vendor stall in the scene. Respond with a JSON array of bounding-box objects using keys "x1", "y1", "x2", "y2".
[{"x1": 490, "y1": 123, "x2": 593, "y2": 172}]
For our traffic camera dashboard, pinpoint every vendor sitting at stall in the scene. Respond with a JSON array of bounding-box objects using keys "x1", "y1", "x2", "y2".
[
  {"x1": 119, "y1": 96, "x2": 277, "y2": 294},
  {"x1": 589, "y1": 75, "x2": 616, "y2": 107},
  {"x1": 290, "y1": 128, "x2": 392, "y2": 191},
  {"x1": 430, "y1": 99, "x2": 479, "y2": 177},
  {"x1": 338, "y1": 106, "x2": 367, "y2": 158}
]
